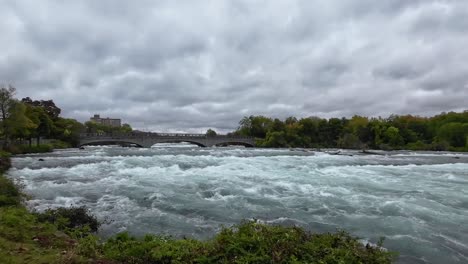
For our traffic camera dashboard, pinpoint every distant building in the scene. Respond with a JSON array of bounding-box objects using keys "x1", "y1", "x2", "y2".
[{"x1": 90, "y1": 114, "x2": 121, "y2": 127}]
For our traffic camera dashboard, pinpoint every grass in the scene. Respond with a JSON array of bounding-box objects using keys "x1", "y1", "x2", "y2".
[{"x1": 0, "y1": 154, "x2": 397, "y2": 263}]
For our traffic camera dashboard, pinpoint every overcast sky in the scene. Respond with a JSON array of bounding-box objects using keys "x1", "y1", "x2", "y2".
[{"x1": 1, "y1": 1, "x2": 467, "y2": 132}]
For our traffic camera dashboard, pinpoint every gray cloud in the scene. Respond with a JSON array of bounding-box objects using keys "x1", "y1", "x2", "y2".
[{"x1": 1, "y1": 0, "x2": 467, "y2": 132}]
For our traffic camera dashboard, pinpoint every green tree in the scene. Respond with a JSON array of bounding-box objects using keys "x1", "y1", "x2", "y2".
[
  {"x1": 298, "y1": 117, "x2": 321, "y2": 146},
  {"x1": 24, "y1": 105, "x2": 54, "y2": 145},
  {"x1": 21, "y1": 97, "x2": 61, "y2": 120},
  {"x1": 5, "y1": 102, "x2": 37, "y2": 142},
  {"x1": 120, "y1": 123, "x2": 132, "y2": 133},
  {"x1": 346, "y1": 115, "x2": 371, "y2": 145},
  {"x1": 262, "y1": 131, "x2": 287, "y2": 147},
  {"x1": 237, "y1": 116, "x2": 272, "y2": 138},
  {"x1": 270, "y1": 118, "x2": 285, "y2": 132},
  {"x1": 52, "y1": 118, "x2": 85, "y2": 147},
  {"x1": 206, "y1": 128, "x2": 217, "y2": 137},
  {"x1": 437, "y1": 122, "x2": 468, "y2": 148},
  {"x1": 0, "y1": 86, "x2": 17, "y2": 145},
  {"x1": 383, "y1": 126, "x2": 404, "y2": 147},
  {"x1": 338, "y1": 133, "x2": 362, "y2": 149}
]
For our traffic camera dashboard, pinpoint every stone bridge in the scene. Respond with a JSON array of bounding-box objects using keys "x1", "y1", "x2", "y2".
[{"x1": 78, "y1": 133, "x2": 255, "y2": 148}]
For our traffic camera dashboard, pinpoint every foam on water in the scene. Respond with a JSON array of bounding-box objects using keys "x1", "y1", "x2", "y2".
[{"x1": 6, "y1": 146, "x2": 468, "y2": 263}]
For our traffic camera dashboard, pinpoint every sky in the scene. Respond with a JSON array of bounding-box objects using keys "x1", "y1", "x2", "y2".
[{"x1": 1, "y1": 0, "x2": 467, "y2": 132}]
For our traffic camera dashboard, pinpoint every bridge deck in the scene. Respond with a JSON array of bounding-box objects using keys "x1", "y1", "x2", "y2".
[{"x1": 78, "y1": 133, "x2": 255, "y2": 148}]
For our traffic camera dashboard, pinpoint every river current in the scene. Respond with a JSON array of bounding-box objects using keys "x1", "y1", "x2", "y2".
[{"x1": 6, "y1": 145, "x2": 468, "y2": 263}]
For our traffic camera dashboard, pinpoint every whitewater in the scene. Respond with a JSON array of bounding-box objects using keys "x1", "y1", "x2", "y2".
[{"x1": 6, "y1": 145, "x2": 468, "y2": 264}]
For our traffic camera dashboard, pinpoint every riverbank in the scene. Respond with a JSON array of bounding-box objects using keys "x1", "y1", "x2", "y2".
[
  {"x1": 3, "y1": 139, "x2": 73, "y2": 155},
  {"x1": 0, "y1": 152, "x2": 395, "y2": 263}
]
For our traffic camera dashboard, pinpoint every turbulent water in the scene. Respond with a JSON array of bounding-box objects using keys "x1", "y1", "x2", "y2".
[{"x1": 6, "y1": 145, "x2": 468, "y2": 263}]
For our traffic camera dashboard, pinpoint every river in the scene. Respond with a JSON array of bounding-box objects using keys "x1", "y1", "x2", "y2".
[{"x1": 6, "y1": 145, "x2": 468, "y2": 263}]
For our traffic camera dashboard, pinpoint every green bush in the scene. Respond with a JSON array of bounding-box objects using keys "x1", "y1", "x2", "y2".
[
  {"x1": 50, "y1": 140, "x2": 72, "y2": 149},
  {"x1": 35, "y1": 206, "x2": 101, "y2": 234},
  {"x1": 0, "y1": 153, "x2": 11, "y2": 172},
  {"x1": 206, "y1": 220, "x2": 395, "y2": 264},
  {"x1": 99, "y1": 220, "x2": 396, "y2": 264},
  {"x1": 0, "y1": 176, "x2": 22, "y2": 207},
  {"x1": 20, "y1": 144, "x2": 53, "y2": 154},
  {"x1": 406, "y1": 141, "x2": 431, "y2": 151}
]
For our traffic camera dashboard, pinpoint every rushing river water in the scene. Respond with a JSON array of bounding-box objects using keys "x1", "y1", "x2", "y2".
[{"x1": 6, "y1": 145, "x2": 468, "y2": 263}]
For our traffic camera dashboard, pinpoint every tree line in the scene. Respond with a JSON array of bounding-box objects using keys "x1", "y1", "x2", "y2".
[
  {"x1": 0, "y1": 85, "x2": 132, "y2": 149},
  {"x1": 2, "y1": 85, "x2": 467, "y2": 151},
  {"x1": 232, "y1": 112, "x2": 468, "y2": 151}
]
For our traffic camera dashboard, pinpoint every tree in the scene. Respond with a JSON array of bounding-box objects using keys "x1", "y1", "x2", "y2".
[
  {"x1": 206, "y1": 129, "x2": 217, "y2": 137},
  {"x1": 0, "y1": 86, "x2": 19, "y2": 145},
  {"x1": 121, "y1": 124, "x2": 132, "y2": 133},
  {"x1": 338, "y1": 133, "x2": 362, "y2": 149},
  {"x1": 383, "y1": 126, "x2": 404, "y2": 147},
  {"x1": 52, "y1": 117, "x2": 85, "y2": 147},
  {"x1": 271, "y1": 118, "x2": 285, "y2": 132},
  {"x1": 346, "y1": 116, "x2": 371, "y2": 144},
  {"x1": 25, "y1": 106, "x2": 54, "y2": 145},
  {"x1": 237, "y1": 116, "x2": 273, "y2": 138},
  {"x1": 6, "y1": 102, "x2": 37, "y2": 141},
  {"x1": 261, "y1": 131, "x2": 288, "y2": 147},
  {"x1": 21, "y1": 97, "x2": 61, "y2": 120},
  {"x1": 437, "y1": 122, "x2": 468, "y2": 148}
]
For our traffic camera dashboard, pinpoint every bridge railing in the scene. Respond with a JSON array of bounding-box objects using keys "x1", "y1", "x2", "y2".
[{"x1": 79, "y1": 132, "x2": 254, "y2": 140}]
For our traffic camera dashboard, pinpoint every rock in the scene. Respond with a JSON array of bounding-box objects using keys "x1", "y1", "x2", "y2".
[{"x1": 38, "y1": 158, "x2": 45, "y2": 161}]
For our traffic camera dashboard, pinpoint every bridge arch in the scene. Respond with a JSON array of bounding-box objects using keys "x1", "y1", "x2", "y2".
[{"x1": 150, "y1": 140, "x2": 206, "y2": 148}]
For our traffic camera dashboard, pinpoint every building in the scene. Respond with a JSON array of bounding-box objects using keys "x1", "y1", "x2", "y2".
[{"x1": 90, "y1": 114, "x2": 121, "y2": 127}]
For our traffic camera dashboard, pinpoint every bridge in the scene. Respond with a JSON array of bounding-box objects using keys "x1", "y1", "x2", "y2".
[{"x1": 78, "y1": 133, "x2": 255, "y2": 148}]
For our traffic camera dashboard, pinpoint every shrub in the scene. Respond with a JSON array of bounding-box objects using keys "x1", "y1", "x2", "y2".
[
  {"x1": 50, "y1": 140, "x2": 71, "y2": 149},
  {"x1": 35, "y1": 206, "x2": 101, "y2": 234},
  {"x1": 0, "y1": 153, "x2": 11, "y2": 172},
  {"x1": 101, "y1": 220, "x2": 396, "y2": 264},
  {"x1": 0, "y1": 176, "x2": 22, "y2": 207},
  {"x1": 406, "y1": 141, "x2": 431, "y2": 151},
  {"x1": 206, "y1": 220, "x2": 395, "y2": 263},
  {"x1": 20, "y1": 144, "x2": 53, "y2": 154}
]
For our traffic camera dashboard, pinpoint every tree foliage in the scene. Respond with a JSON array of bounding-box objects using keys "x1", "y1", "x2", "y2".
[
  {"x1": 206, "y1": 128, "x2": 217, "y2": 137},
  {"x1": 85, "y1": 121, "x2": 132, "y2": 135},
  {"x1": 0, "y1": 86, "x2": 109, "y2": 148},
  {"x1": 235, "y1": 111, "x2": 468, "y2": 151},
  {"x1": 21, "y1": 97, "x2": 61, "y2": 119}
]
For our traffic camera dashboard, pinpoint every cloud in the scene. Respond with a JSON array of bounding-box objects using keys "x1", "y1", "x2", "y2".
[{"x1": 1, "y1": 0, "x2": 467, "y2": 132}]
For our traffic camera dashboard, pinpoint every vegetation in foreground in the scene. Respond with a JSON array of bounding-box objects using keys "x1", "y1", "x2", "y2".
[{"x1": 0, "y1": 154, "x2": 395, "y2": 263}]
